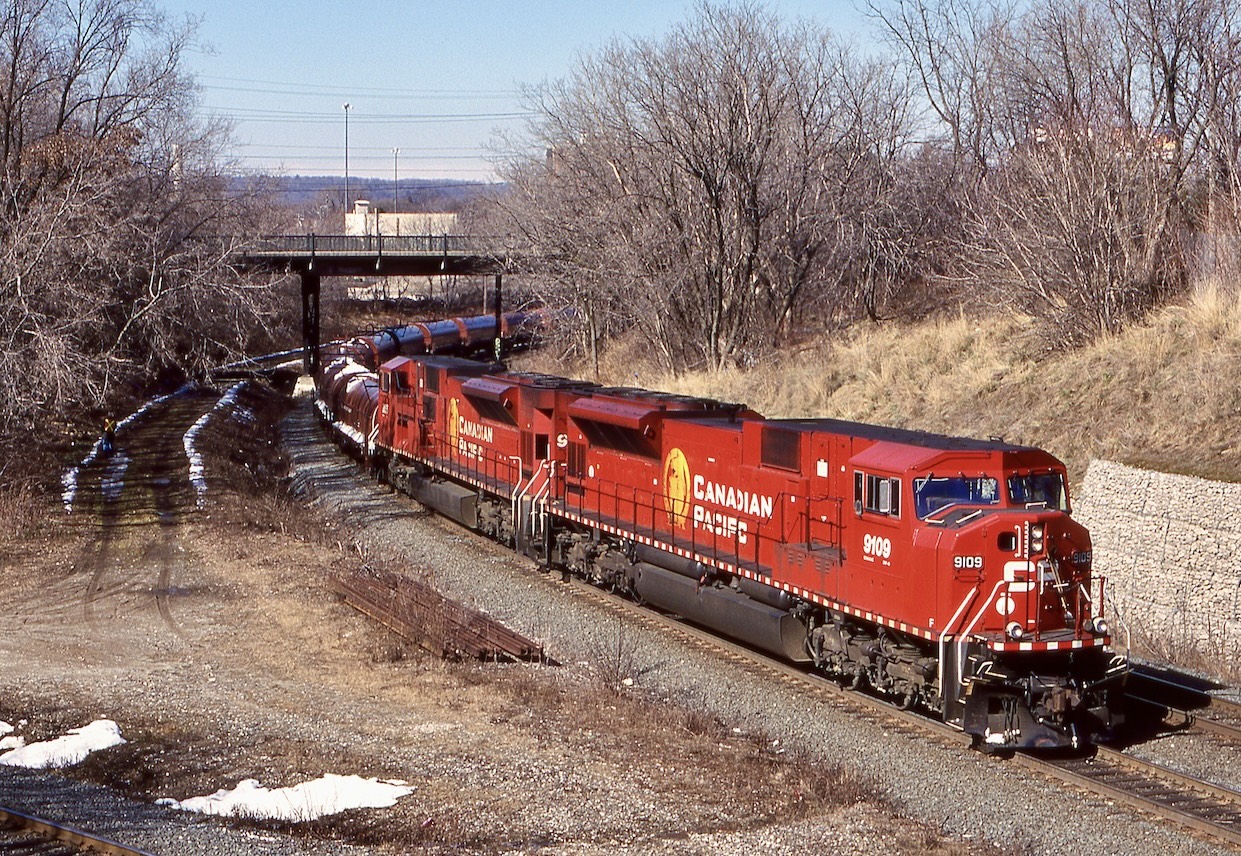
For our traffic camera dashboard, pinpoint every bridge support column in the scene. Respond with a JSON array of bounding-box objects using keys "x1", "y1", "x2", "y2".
[
  {"x1": 492, "y1": 273, "x2": 503, "y2": 363},
  {"x1": 301, "y1": 272, "x2": 321, "y2": 376}
]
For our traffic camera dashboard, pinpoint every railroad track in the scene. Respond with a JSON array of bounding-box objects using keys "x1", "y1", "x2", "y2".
[
  {"x1": 287, "y1": 389, "x2": 1241, "y2": 849},
  {"x1": 552, "y1": 572, "x2": 1241, "y2": 850},
  {"x1": 1025, "y1": 749, "x2": 1241, "y2": 848},
  {"x1": 0, "y1": 805, "x2": 155, "y2": 855},
  {"x1": 1126, "y1": 663, "x2": 1241, "y2": 743},
  {"x1": 331, "y1": 565, "x2": 546, "y2": 662},
  {"x1": 1199, "y1": 696, "x2": 1241, "y2": 741}
]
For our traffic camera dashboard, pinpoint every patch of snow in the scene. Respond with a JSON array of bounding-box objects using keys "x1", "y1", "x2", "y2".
[
  {"x1": 0, "y1": 720, "x2": 125, "y2": 769},
  {"x1": 157, "y1": 774, "x2": 414, "y2": 821},
  {"x1": 61, "y1": 386, "x2": 193, "y2": 513},
  {"x1": 0, "y1": 721, "x2": 19, "y2": 751},
  {"x1": 100, "y1": 451, "x2": 130, "y2": 503},
  {"x1": 183, "y1": 381, "x2": 248, "y2": 508}
]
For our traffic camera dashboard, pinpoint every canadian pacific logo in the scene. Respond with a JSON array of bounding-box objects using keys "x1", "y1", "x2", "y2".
[
  {"x1": 662, "y1": 447, "x2": 690, "y2": 527},
  {"x1": 448, "y1": 397, "x2": 493, "y2": 460},
  {"x1": 448, "y1": 397, "x2": 460, "y2": 449},
  {"x1": 662, "y1": 447, "x2": 774, "y2": 545}
]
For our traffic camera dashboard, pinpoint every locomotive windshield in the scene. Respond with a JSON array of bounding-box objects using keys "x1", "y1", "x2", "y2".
[
  {"x1": 1008, "y1": 472, "x2": 1068, "y2": 511},
  {"x1": 913, "y1": 475, "x2": 1000, "y2": 519}
]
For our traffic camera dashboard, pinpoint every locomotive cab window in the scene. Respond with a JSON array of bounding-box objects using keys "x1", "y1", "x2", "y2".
[
  {"x1": 913, "y1": 475, "x2": 999, "y2": 519},
  {"x1": 1008, "y1": 472, "x2": 1068, "y2": 512},
  {"x1": 854, "y1": 471, "x2": 901, "y2": 518}
]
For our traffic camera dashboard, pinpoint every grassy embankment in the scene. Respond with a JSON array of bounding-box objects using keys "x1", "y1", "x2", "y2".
[{"x1": 548, "y1": 284, "x2": 1241, "y2": 487}]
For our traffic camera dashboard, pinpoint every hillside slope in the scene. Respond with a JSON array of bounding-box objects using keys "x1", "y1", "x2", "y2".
[{"x1": 556, "y1": 286, "x2": 1241, "y2": 487}]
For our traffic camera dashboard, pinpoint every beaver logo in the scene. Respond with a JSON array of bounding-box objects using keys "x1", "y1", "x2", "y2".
[
  {"x1": 447, "y1": 397, "x2": 460, "y2": 449},
  {"x1": 662, "y1": 447, "x2": 690, "y2": 528}
]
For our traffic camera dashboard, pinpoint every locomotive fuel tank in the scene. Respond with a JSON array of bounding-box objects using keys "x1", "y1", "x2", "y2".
[{"x1": 632, "y1": 562, "x2": 810, "y2": 663}]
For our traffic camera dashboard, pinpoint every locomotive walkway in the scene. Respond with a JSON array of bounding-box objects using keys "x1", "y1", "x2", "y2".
[{"x1": 233, "y1": 234, "x2": 507, "y2": 376}]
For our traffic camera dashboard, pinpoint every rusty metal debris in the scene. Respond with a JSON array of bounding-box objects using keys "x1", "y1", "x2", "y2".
[{"x1": 330, "y1": 566, "x2": 547, "y2": 663}]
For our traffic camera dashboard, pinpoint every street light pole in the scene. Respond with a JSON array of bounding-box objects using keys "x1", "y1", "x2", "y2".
[
  {"x1": 392, "y1": 147, "x2": 399, "y2": 213},
  {"x1": 343, "y1": 102, "x2": 351, "y2": 217}
]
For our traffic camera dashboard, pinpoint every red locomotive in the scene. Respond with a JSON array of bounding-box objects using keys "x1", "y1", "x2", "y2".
[
  {"x1": 314, "y1": 310, "x2": 540, "y2": 452},
  {"x1": 317, "y1": 341, "x2": 1127, "y2": 750}
]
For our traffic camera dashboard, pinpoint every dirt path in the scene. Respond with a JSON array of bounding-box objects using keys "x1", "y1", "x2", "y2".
[{"x1": 0, "y1": 383, "x2": 987, "y2": 855}]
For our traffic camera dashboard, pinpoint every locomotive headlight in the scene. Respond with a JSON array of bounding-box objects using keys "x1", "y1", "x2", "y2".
[
  {"x1": 1091, "y1": 617, "x2": 1110, "y2": 635},
  {"x1": 1006, "y1": 621, "x2": 1025, "y2": 640},
  {"x1": 1030, "y1": 523, "x2": 1045, "y2": 554}
]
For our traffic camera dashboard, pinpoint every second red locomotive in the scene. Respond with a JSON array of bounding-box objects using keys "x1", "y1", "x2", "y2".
[{"x1": 319, "y1": 346, "x2": 1127, "y2": 750}]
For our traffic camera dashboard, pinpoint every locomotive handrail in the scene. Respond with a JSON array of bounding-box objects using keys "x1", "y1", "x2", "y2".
[
  {"x1": 937, "y1": 585, "x2": 980, "y2": 696},
  {"x1": 508, "y1": 455, "x2": 525, "y2": 526},
  {"x1": 416, "y1": 415, "x2": 844, "y2": 579},
  {"x1": 806, "y1": 493, "x2": 844, "y2": 551},
  {"x1": 533, "y1": 461, "x2": 554, "y2": 537},
  {"x1": 560, "y1": 466, "x2": 763, "y2": 573},
  {"x1": 956, "y1": 580, "x2": 1008, "y2": 686}
]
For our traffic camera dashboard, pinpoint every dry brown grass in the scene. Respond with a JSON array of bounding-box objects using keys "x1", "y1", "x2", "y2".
[
  {"x1": 1124, "y1": 608, "x2": 1241, "y2": 686},
  {"x1": 0, "y1": 481, "x2": 49, "y2": 542},
  {"x1": 543, "y1": 283, "x2": 1241, "y2": 487}
]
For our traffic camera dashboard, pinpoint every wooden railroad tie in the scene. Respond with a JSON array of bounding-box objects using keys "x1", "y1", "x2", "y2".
[{"x1": 330, "y1": 567, "x2": 548, "y2": 663}]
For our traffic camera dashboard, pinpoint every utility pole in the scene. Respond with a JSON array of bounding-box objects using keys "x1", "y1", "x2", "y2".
[
  {"x1": 343, "y1": 102, "x2": 351, "y2": 217},
  {"x1": 392, "y1": 148, "x2": 399, "y2": 213}
]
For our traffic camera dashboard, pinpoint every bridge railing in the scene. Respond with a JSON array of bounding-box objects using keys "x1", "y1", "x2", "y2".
[{"x1": 248, "y1": 234, "x2": 489, "y2": 256}]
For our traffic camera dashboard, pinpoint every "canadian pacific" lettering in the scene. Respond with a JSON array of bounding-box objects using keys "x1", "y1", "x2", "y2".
[
  {"x1": 690, "y1": 475, "x2": 775, "y2": 545},
  {"x1": 458, "y1": 417, "x2": 493, "y2": 444},
  {"x1": 692, "y1": 475, "x2": 774, "y2": 518}
]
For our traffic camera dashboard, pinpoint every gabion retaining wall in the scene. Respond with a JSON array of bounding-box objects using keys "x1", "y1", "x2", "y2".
[{"x1": 1074, "y1": 460, "x2": 1241, "y2": 661}]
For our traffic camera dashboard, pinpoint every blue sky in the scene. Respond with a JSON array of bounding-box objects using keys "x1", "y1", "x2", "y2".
[{"x1": 160, "y1": 1, "x2": 875, "y2": 183}]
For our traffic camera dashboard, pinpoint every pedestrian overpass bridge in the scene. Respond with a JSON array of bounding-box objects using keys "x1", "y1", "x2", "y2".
[{"x1": 235, "y1": 234, "x2": 507, "y2": 375}]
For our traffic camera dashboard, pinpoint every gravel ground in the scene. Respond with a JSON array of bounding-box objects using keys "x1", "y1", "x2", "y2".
[
  {"x1": 0, "y1": 768, "x2": 382, "y2": 856},
  {"x1": 280, "y1": 388, "x2": 1238, "y2": 856},
  {"x1": 1, "y1": 382, "x2": 1235, "y2": 855}
]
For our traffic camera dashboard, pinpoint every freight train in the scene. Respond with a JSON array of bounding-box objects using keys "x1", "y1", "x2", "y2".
[{"x1": 315, "y1": 316, "x2": 1128, "y2": 750}]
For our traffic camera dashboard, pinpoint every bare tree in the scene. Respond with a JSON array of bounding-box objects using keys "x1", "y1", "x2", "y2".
[
  {"x1": 0, "y1": 0, "x2": 285, "y2": 469},
  {"x1": 488, "y1": 2, "x2": 918, "y2": 373},
  {"x1": 873, "y1": 0, "x2": 1241, "y2": 341}
]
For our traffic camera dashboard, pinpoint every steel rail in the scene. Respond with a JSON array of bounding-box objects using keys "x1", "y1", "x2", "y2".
[
  {"x1": 553, "y1": 575, "x2": 1241, "y2": 849},
  {"x1": 1015, "y1": 749, "x2": 1241, "y2": 849},
  {"x1": 1127, "y1": 666, "x2": 1241, "y2": 743},
  {"x1": 0, "y1": 805, "x2": 157, "y2": 856},
  {"x1": 1174, "y1": 694, "x2": 1241, "y2": 743},
  {"x1": 331, "y1": 567, "x2": 546, "y2": 662}
]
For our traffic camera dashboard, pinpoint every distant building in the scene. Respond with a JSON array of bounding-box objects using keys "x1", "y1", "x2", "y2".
[{"x1": 344, "y1": 200, "x2": 458, "y2": 236}]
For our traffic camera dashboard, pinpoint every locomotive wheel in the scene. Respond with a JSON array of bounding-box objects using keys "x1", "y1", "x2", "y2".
[{"x1": 849, "y1": 668, "x2": 867, "y2": 691}]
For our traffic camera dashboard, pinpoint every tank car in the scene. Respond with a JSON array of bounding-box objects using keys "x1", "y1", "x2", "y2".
[{"x1": 319, "y1": 346, "x2": 1127, "y2": 751}]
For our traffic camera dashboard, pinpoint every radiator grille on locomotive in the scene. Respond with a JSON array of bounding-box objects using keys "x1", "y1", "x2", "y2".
[{"x1": 761, "y1": 427, "x2": 801, "y2": 471}]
